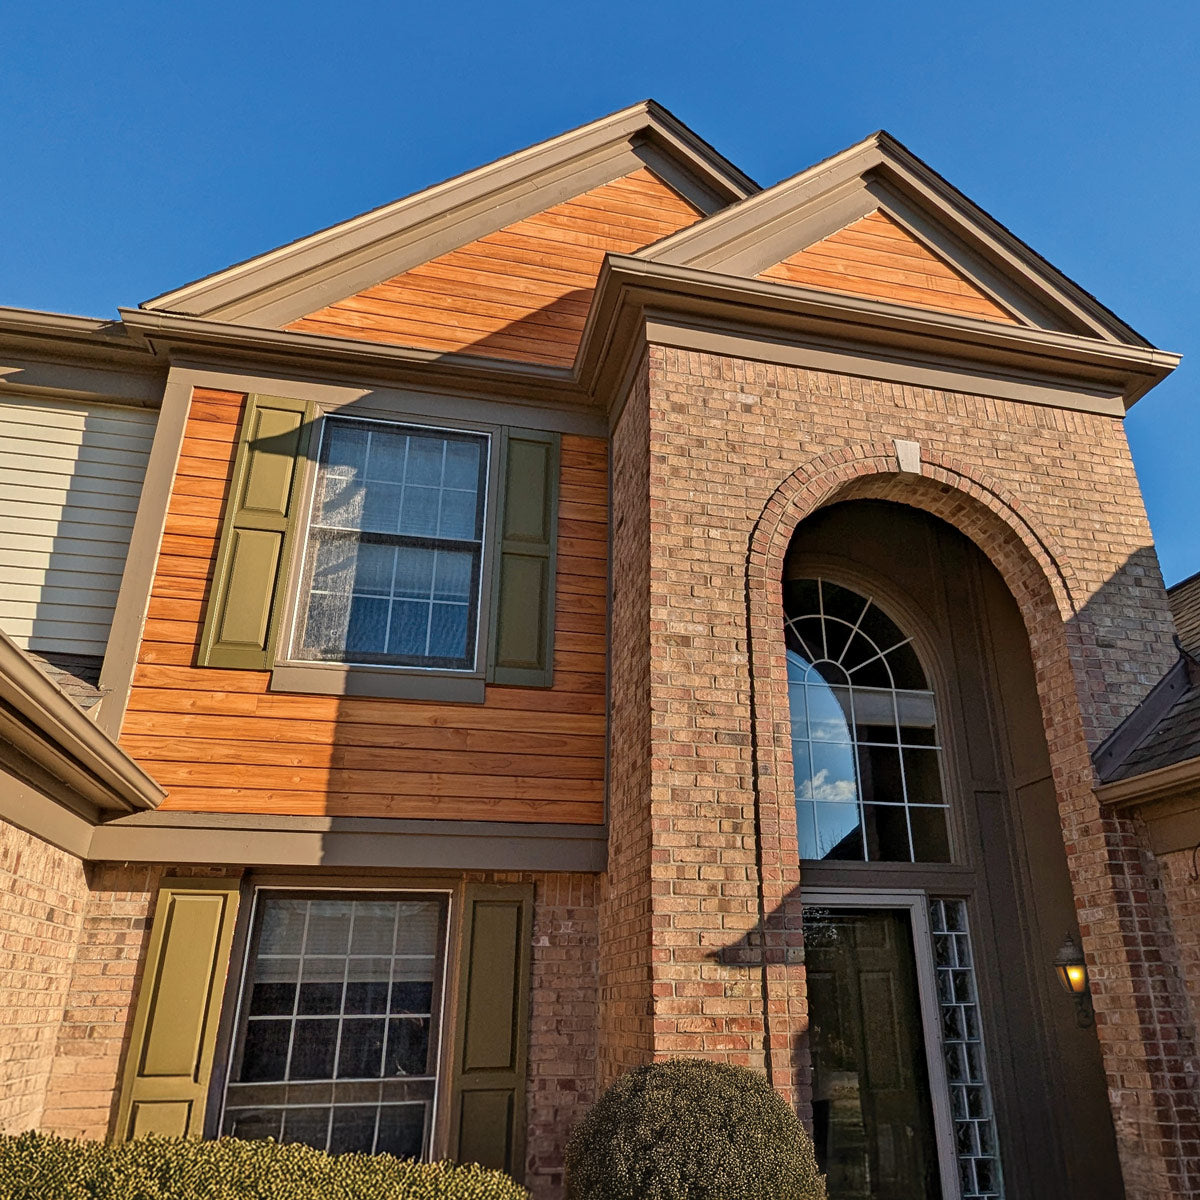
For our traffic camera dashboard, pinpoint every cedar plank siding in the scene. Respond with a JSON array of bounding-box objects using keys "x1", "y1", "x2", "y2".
[
  {"x1": 120, "y1": 388, "x2": 607, "y2": 824},
  {"x1": 285, "y1": 168, "x2": 704, "y2": 365},
  {"x1": 759, "y1": 209, "x2": 1018, "y2": 323}
]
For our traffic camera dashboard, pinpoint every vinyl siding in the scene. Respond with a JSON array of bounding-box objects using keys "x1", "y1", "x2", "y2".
[{"x1": 0, "y1": 396, "x2": 156, "y2": 656}]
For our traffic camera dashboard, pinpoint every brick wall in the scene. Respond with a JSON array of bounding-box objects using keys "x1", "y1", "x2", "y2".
[
  {"x1": 1154, "y1": 840, "x2": 1200, "y2": 1037},
  {"x1": 596, "y1": 342, "x2": 1195, "y2": 1197},
  {"x1": 0, "y1": 818, "x2": 88, "y2": 1131},
  {"x1": 525, "y1": 873, "x2": 599, "y2": 1200}
]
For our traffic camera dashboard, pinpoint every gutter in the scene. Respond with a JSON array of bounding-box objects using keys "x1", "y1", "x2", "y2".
[
  {"x1": 0, "y1": 629, "x2": 165, "y2": 817},
  {"x1": 1096, "y1": 756, "x2": 1200, "y2": 810}
]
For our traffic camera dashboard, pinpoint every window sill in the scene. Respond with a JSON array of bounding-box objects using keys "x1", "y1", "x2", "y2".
[{"x1": 269, "y1": 662, "x2": 486, "y2": 703}]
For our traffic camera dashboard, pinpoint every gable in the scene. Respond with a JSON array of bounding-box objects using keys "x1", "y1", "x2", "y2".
[
  {"x1": 141, "y1": 101, "x2": 754, "y2": 329},
  {"x1": 286, "y1": 168, "x2": 703, "y2": 366},
  {"x1": 758, "y1": 210, "x2": 1019, "y2": 324},
  {"x1": 642, "y1": 131, "x2": 1148, "y2": 345}
]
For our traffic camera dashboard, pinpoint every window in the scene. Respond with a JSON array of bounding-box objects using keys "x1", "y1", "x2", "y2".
[
  {"x1": 222, "y1": 892, "x2": 450, "y2": 1158},
  {"x1": 784, "y1": 577, "x2": 951, "y2": 862},
  {"x1": 292, "y1": 418, "x2": 489, "y2": 671}
]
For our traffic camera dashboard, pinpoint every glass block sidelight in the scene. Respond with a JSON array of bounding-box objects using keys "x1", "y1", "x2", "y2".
[{"x1": 928, "y1": 899, "x2": 1005, "y2": 1200}]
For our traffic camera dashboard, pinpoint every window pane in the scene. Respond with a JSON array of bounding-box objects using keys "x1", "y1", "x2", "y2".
[
  {"x1": 297, "y1": 419, "x2": 487, "y2": 670},
  {"x1": 377, "y1": 1105, "x2": 427, "y2": 1159},
  {"x1": 227, "y1": 895, "x2": 448, "y2": 1160},
  {"x1": 785, "y1": 578, "x2": 949, "y2": 864}
]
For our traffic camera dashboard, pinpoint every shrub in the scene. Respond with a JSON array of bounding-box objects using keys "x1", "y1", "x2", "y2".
[
  {"x1": 0, "y1": 1131, "x2": 530, "y2": 1200},
  {"x1": 565, "y1": 1058, "x2": 825, "y2": 1200}
]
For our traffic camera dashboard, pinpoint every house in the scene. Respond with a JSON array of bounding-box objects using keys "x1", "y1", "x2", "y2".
[{"x1": 0, "y1": 100, "x2": 1197, "y2": 1200}]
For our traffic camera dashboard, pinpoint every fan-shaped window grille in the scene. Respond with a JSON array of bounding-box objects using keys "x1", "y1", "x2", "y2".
[{"x1": 784, "y1": 578, "x2": 950, "y2": 862}]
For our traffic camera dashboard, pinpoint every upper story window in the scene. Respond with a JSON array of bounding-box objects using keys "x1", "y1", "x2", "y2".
[
  {"x1": 784, "y1": 577, "x2": 950, "y2": 863},
  {"x1": 292, "y1": 418, "x2": 489, "y2": 672}
]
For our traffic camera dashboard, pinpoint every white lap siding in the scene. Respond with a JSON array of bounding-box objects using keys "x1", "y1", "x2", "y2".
[{"x1": 0, "y1": 396, "x2": 155, "y2": 657}]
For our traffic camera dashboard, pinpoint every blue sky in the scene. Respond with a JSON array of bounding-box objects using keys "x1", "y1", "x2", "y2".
[{"x1": 4, "y1": 2, "x2": 1197, "y2": 582}]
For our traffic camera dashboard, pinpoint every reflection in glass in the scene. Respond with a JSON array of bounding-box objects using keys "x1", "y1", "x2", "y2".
[
  {"x1": 802, "y1": 907, "x2": 942, "y2": 1198},
  {"x1": 224, "y1": 893, "x2": 447, "y2": 1158},
  {"x1": 784, "y1": 579, "x2": 951, "y2": 863},
  {"x1": 295, "y1": 417, "x2": 488, "y2": 670}
]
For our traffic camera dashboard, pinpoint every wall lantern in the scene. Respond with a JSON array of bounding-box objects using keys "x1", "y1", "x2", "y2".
[{"x1": 1052, "y1": 933, "x2": 1094, "y2": 1028}]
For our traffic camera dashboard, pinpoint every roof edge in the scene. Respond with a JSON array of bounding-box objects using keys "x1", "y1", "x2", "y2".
[
  {"x1": 140, "y1": 100, "x2": 756, "y2": 323},
  {"x1": 0, "y1": 628, "x2": 165, "y2": 817}
]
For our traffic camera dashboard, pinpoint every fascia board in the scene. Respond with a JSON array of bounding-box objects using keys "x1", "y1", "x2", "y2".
[
  {"x1": 0, "y1": 305, "x2": 166, "y2": 407},
  {"x1": 1096, "y1": 755, "x2": 1200, "y2": 810},
  {"x1": 117, "y1": 308, "x2": 591, "y2": 409},
  {"x1": 579, "y1": 255, "x2": 1179, "y2": 408},
  {"x1": 642, "y1": 131, "x2": 1150, "y2": 347},
  {"x1": 0, "y1": 630, "x2": 164, "y2": 815},
  {"x1": 141, "y1": 101, "x2": 754, "y2": 326}
]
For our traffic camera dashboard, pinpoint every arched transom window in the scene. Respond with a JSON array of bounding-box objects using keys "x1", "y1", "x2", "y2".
[{"x1": 784, "y1": 578, "x2": 950, "y2": 863}]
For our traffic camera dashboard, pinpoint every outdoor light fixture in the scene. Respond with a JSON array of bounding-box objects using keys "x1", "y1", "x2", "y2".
[{"x1": 1053, "y1": 933, "x2": 1094, "y2": 1028}]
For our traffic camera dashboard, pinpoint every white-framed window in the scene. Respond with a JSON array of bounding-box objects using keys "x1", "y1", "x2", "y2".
[
  {"x1": 291, "y1": 417, "x2": 490, "y2": 672},
  {"x1": 221, "y1": 891, "x2": 451, "y2": 1158}
]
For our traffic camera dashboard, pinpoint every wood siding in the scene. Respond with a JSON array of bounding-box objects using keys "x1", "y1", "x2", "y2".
[
  {"x1": 759, "y1": 210, "x2": 1018, "y2": 324},
  {"x1": 120, "y1": 388, "x2": 607, "y2": 825},
  {"x1": 0, "y1": 395, "x2": 156, "y2": 656},
  {"x1": 286, "y1": 168, "x2": 703, "y2": 366}
]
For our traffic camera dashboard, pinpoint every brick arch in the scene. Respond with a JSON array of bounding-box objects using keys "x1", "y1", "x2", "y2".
[
  {"x1": 748, "y1": 441, "x2": 1082, "y2": 620},
  {"x1": 742, "y1": 442, "x2": 1096, "y2": 1102},
  {"x1": 743, "y1": 444, "x2": 1199, "y2": 1196}
]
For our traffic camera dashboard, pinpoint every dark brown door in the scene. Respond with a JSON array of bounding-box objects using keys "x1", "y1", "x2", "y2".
[{"x1": 805, "y1": 907, "x2": 941, "y2": 1200}]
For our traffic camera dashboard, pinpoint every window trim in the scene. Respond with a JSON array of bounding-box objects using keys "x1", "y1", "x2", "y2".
[
  {"x1": 214, "y1": 883, "x2": 457, "y2": 1160},
  {"x1": 270, "y1": 407, "x2": 503, "y2": 702}
]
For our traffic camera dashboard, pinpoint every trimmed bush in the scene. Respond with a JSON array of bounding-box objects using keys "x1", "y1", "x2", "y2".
[
  {"x1": 565, "y1": 1058, "x2": 825, "y2": 1200},
  {"x1": 0, "y1": 1132, "x2": 530, "y2": 1200}
]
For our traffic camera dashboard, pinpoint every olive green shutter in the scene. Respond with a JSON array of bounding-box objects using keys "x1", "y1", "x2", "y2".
[
  {"x1": 448, "y1": 883, "x2": 533, "y2": 1177},
  {"x1": 197, "y1": 394, "x2": 313, "y2": 669},
  {"x1": 115, "y1": 878, "x2": 241, "y2": 1140},
  {"x1": 487, "y1": 429, "x2": 560, "y2": 687}
]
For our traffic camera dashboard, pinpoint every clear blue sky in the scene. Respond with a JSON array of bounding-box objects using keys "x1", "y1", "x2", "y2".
[{"x1": 4, "y1": 2, "x2": 1197, "y2": 582}]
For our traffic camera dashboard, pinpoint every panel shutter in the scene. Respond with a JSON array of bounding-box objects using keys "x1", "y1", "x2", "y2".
[
  {"x1": 197, "y1": 394, "x2": 313, "y2": 669},
  {"x1": 114, "y1": 878, "x2": 241, "y2": 1139},
  {"x1": 487, "y1": 429, "x2": 560, "y2": 687},
  {"x1": 448, "y1": 882, "x2": 534, "y2": 1177}
]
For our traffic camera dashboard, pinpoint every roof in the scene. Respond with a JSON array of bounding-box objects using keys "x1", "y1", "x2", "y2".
[
  {"x1": 1095, "y1": 578, "x2": 1200, "y2": 794},
  {"x1": 1169, "y1": 570, "x2": 1200, "y2": 656}
]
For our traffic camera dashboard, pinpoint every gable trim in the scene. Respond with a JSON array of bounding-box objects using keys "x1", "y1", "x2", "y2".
[
  {"x1": 580, "y1": 255, "x2": 1179, "y2": 411},
  {"x1": 642, "y1": 131, "x2": 1147, "y2": 345},
  {"x1": 141, "y1": 101, "x2": 756, "y2": 327}
]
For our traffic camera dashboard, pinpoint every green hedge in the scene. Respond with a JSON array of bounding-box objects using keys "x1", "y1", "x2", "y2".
[
  {"x1": 565, "y1": 1058, "x2": 826, "y2": 1200},
  {"x1": 0, "y1": 1132, "x2": 530, "y2": 1200}
]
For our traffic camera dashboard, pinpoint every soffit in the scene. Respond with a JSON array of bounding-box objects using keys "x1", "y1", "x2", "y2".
[
  {"x1": 140, "y1": 100, "x2": 757, "y2": 328},
  {"x1": 640, "y1": 131, "x2": 1149, "y2": 346}
]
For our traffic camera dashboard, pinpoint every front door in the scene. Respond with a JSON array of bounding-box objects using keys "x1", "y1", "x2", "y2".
[{"x1": 804, "y1": 896, "x2": 1004, "y2": 1200}]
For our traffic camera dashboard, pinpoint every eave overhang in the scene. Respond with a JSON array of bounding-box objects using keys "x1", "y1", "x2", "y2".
[
  {"x1": 0, "y1": 629, "x2": 165, "y2": 822},
  {"x1": 0, "y1": 305, "x2": 165, "y2": 407},
  {"x1": 1096, "y1": 755, "x2": 1200, "y2": 810},
  {"x1": 119, "y1": 254, "x2": 1180, "y2": 419},
  {"x1": 580, "y1": 256, "x2": 1180, "y2": 411}
]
